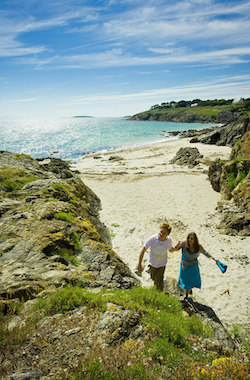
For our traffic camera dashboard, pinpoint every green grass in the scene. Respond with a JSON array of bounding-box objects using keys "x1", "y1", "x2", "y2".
[
  {"x1": 35, "y1": 286, "x2": 211, "y2": 377},
  {"x1": 35, "y1": 286, "x2": 210, "y2": 353},
  {"x1": 0, "y1": 168, "x2": 37, "y2": 192},
  {"x1": 110, "y1": 223, "x2": 120, "y2": 238},
  {"x1": 35, "y1": 285, "x2": 107, "y2": 314},
  {"x1": 230, "y1": 324, "x2": 250, "y2": 352},
  {"x1": 2, "y1": 285, "x2": 249, "y2": 380},
  {"x1": 227, "y1": 172, "x2": 237, "y2": 190},
  {"x1": 52, "y1": 183, "x2": 72, "y2": 191},
  {"x1": 54, "y1": 212, "x2": 75, "y2": 222},
  {"x1": 136, "y1": 104, "x2": 239, "y2": 120},
  {"x1": 14, "y1": 153, "x2": 33, "y2": 161},
  {"x1": 227, "y1": 168, "x2": 250, "y2": 190},
  {"x1": 52, "y1": 183, "x2": 65, "y2": 190},
  {"x1": 72, "y1": 231, "x2": 81, "y2": 250}
]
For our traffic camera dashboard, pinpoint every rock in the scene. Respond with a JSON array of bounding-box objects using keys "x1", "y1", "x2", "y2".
[
  {"x1": 165, "y1": 278, "x2": 235, "y2": 354},
  {"x1": 208, "y1": 158, "x2": 224, "y2": 192},
  {"x1": 190, "y1": 115, "x2": 250, "y2": 147},
  {"x1": 108, "y1": 156, "x2": 124, "y2": 162},
  {"x1": 0, "y1": 152, "x2": 140, "y2": 302},
  {"x1": 170, "y1": 147, "x2": 203, "y2": 168},
  {"x1": 92, "y1": 303, "x2": 142, "y2": 345},
  {"x1": 206, "y1": 127, "x2": 250, "y2": 236},
  {"x1": 231, "y1": 130, "x2": 250, "y2": 160},
  {"x1": 164, "y1": 277, "x2": 184, "y2": 297},
  {"x1": 11, "y1": 369, "x2": 43, "y2": 380},
  {"x1": 182, "y1": 298, "x2": 235, "y2": 354},
  {"x1": 217, "y1": 173, "x2": 250, "y2": 236}
]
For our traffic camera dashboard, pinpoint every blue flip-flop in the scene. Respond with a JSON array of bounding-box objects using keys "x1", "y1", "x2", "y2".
[{"x1": 216, "y1": 260, "x2": 227, "y2": 273}]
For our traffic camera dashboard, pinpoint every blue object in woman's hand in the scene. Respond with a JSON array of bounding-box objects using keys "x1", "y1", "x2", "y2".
[{"x1": 216, "y1": 260, "x2": 227, "y2": 273}]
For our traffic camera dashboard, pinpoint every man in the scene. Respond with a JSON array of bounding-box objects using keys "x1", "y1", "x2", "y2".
[{"x1": 137, "y1": 222, "x2": 174, "y2": 291}]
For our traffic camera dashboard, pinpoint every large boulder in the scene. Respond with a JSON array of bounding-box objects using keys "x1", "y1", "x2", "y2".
[
  {"x1": 170, "y1": 147, "x2": 203, "y2": 168},
  {"x1": 208, "y1": 158, "x2": 224, "y2": 192}
]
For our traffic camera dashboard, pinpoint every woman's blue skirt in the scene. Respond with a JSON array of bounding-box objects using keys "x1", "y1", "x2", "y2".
[{"x1": 177, "y1": 262, "x2": 201, "y2": 290}]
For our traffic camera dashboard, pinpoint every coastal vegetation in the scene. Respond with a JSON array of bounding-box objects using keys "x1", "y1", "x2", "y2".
[
  {"x1": 1, "y1": 286, "x2": 249, "y2": 379},
  {"x1": 129, "y1": 98, "x2": 250, "y2": 123}
]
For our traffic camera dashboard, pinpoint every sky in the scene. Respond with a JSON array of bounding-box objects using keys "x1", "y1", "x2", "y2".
[{"x1": 0, "y1": 0, "x2": 250, "y2": 118}]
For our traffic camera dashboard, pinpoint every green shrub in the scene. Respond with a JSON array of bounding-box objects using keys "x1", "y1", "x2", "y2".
[
  {"x1": 14, "y1": 153, "x2": 33, "y2": 160},
  {"x1": 230, "y1": 324, "x2": 250, "y2": 353},
  {"x1": 72, "y1": 231, "x2": 81, "y2": 250},
  {"x1": 62, "y1": 252, "x2": 80, "y2": 266},
  {"x1": 0, "y1": 167, "x2": 38, "y2": 191},
  {"x1": 54, "y1": 212, "x2": 75, "y2": 222},
  {"x1": 233, "y1": 157, "x2": 243, "y2": 164},
  {"x1": 227, "y1": 172, "x2": 237, "y2": 190},
  {"x1": 52, "y1": 183, "x2": 65, "y2": 190},
  {"x1": 238, "y1": 170, "x2": 248, "y2": 183},
  {"x1": 227, "y1": 169, "x2": 249, "y2": 190}
]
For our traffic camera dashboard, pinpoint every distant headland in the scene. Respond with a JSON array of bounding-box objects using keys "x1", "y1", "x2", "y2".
[
  {"x1": 128, "y1": 97, "x2": 250, "y2": 124},
  {"x1": 73, "y1": 115, "x2": 93, "y2": 118}
]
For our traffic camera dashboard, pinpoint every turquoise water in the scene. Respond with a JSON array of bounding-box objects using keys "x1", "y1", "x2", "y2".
[{"x1": 0, "y1": 117, "x2": 218, "y2": 161}]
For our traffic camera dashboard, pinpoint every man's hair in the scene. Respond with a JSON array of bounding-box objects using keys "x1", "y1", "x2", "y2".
[{"x1": 159, "y1": 222, "x2": 171, "y2": 233}]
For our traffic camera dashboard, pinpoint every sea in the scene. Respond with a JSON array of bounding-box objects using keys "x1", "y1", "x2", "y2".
[{"x1": 0, "y1": 117, "x2": 218, "y2": 162}]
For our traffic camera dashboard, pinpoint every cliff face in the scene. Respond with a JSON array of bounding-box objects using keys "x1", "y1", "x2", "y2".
[
  {"x1": 206, "y1": 121, "x2": 250, "y2": 236},
  {"x1": 0, "y1": 152, "x2": 140, "y2": 302}
]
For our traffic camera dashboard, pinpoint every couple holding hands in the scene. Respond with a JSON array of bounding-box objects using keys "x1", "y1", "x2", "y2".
[{"x1": 137, "y1": 222, "x2": 220, "y2": 298}]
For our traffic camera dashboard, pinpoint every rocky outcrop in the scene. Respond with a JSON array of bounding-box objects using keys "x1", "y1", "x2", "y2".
[
  {"x1": 189, "y1": 115, "x2": 250, "y2": 146},
  {"x1": 164, "y1": 115, "x2": 250, "y2": 147},
  {"x1": 231, "y1": 129, "x2": 250, "y2": 160},
  {"x1": 0, "y1": 152, "x2": 140, "y2": 302},
  {"x1": 207, "y1": 131, "x2": 250, "y2": 236},
  {"x1": 170, "y1": 147, "x2": 203, "y2": 168},
  {"x1": 208, "y1": 159, "x2": 224, "y2": 192}
]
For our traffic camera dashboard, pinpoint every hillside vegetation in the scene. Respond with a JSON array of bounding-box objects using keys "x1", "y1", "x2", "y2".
[{"x1": 129, "y1": 98, "x2": 250, "y2": 124}]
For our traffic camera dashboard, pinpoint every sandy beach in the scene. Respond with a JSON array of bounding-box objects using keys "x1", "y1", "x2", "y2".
[{"x1": 71, "y1": 138, "x2": 250, "y2": 329}]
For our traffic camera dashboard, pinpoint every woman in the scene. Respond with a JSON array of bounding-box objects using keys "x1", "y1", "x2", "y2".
[{"x1": 175, "y1": 232, "x2": 218, "y2": 298}]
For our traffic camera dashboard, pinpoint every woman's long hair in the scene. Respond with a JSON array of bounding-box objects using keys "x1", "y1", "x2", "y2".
[{"x1": 186, "y1": 232, "x2": 200, "y2": 253}]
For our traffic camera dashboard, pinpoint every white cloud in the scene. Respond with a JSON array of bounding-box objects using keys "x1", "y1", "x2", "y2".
[
  {"x1": 42, "y1": 46, "x2": 250, "y2": 69},
  {"x1": 4, "y1": 98, "x2": 38, "y2": 104},
  {"x1": 58, "y1": 74, "x2": 250, "y2": 106}
]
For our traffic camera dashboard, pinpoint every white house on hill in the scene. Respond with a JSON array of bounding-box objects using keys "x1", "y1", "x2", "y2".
[{"x1": 232, "y1": 97, "x2": 244, "y2": 105}]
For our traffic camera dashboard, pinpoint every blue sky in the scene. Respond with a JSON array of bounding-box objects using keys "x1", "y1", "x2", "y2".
[{"x1": 1, "y1": 0, "x2": 250, "y2": 118}]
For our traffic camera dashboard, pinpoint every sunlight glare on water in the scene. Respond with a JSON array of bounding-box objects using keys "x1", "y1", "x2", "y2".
[{"x1": 0, "y1": 117, "x2": 218, "y2": 161}]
